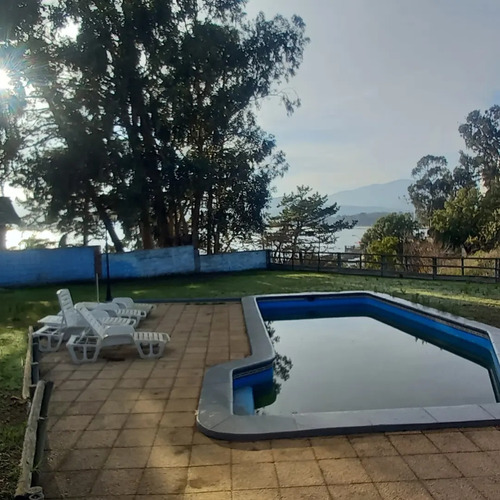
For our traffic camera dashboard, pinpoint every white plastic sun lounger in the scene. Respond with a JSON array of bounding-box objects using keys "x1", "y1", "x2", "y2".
[
  {"x1": 33, "y1": 289, "x2": 137, "y2": 352},
  {"x1": 77, "y1": 301, "x2": 146, "y2": 321},
  {"x1": 66, "y1": 304, "x2": 170, "y2": 364},
  {"x1": 112, "y1": 297, "x2": 155, "y2": 314}
]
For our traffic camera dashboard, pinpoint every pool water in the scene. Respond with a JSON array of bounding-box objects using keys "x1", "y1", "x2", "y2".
[{"x1": 255, "y1": 316, "x2": 497, "y2": 415}]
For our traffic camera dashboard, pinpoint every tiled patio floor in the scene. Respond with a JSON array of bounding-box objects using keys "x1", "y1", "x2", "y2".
[{"x1": 39, "y1": 303, "x2": 500, "y2": 499}]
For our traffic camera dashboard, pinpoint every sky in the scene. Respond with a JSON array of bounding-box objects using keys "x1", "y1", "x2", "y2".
[{"x1": 245, "y1": 0, "x2": 500, "y2": 196}]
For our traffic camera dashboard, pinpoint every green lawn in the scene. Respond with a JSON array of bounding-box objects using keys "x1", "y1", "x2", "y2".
[{"x1": 1, "y1": 270, "x2": 500, "y2": 496}]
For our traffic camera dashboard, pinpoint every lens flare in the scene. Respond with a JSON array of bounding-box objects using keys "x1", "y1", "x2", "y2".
[{"x1": 0, "y1": 69, "x2": 11, "y2": 90}]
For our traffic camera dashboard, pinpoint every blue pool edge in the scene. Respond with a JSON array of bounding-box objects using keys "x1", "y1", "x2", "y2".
[{"x1": 196, "y1": 291, "x2": 500, "y2": 440}]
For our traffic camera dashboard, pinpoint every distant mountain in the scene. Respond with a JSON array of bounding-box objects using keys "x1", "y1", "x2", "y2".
[{"x1": 269, "y1": 179, "x2": 413, "y2": 218}]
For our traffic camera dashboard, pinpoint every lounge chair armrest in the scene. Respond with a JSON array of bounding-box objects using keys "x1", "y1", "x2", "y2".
[{"x1": 104, "y1": 324, "x2": 135, "y2": 336}]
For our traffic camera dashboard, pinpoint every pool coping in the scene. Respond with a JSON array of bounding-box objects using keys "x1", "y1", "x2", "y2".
[{"x1": 197, "y1": 291, "x2": 500, "y2": 440}]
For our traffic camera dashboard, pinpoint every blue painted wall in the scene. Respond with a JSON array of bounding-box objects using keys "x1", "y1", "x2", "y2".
[
  {"x1": 104, "y1": 246, "x2": 196, "y2": 279},
  {"x1": 199, "y1": 250, "x2": 269, "y2": 273},
  {"x1": 0, "y1": 246, "x2": 99, "y2": 287}
]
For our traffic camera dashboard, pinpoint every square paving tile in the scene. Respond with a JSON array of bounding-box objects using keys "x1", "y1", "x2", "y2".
[
  {"x1": 50, "y1": 470, "x2": 99, "y2": 498},
  {"x1": 232, "y1": 463, "x2": 279, "y2": 490},
  {"x1": 65, "y1": 401, "x2": 103, "y2": 416},
  {"x1": 114, "y1": 428, "x2": 158, "y2": 447},
  {"x1": 375, "y1": 481, "x2": 433, "y2": 500},
  {"x1": 424, "y1": 478, "x2": 485, "y2": 500},
  {"x1": 424, "y1": 431, "x2": 479, "y2": 452},
  {"x1": 275, "y1": 461, "x2": 325, "y2": 488},
  {"x1": 99, "y1": 399, "x2": 136, "y2": 414},
  {"x1": 104, "y1": 446, "x2": 151, "y2": 469},
  {"x1": 463, "y1": 429, "x2": 500, "y2": 451},
  {"x1": 91, "y1": 468, "x2": 143, "y2": 496},
  {"x1": 328, "y1": 483, "x2": 382, "y2": 499},
  {"x1": 75, "y1": 429, "x2": 119, "y2": 449},
  {"x1": 403, "y1": 454, "x2": 462, "y2": 480},
  {"x1": 318, "y1": 458, "x2": 370, "y2": 485},
  {"x1": 165, "y1": 398, "x2": 199, "y2": 412},
  {"x1": 154, "y1": 427, "x2": 194, "y2": 446},
  {"x1": 350, "y1": 435, "x2": 398, "y2": 457},
  {"x1": 124, "y1": 412, "x2": 162, "y2": 428},
  {"x1": 159, "y1": 411, "x2": 196, "y2": 427},
  {"x1": 280, "y1": 486, "x2": 331, "y2": 499},
  {"x1": 310, "y1": 436, "x2": 357, "y2": 460},
  {"x1": 147, "y1": 445, "x2": 191, "y2": 467},
  {"x1": 446, "y1": 451, "x2": 500, "y2": 477},
  {"x1": 361, "y1": 456, "x2": 416, "y2": 482},
  {"x1": 468, "y1": 476, "x2": 500, "y2": 500},
  {"x1": 388, "y1": 433, "x2": 439, "y2": 455},
  {"x1": 59, "y1": 448, "x2": 110, "y2": 471},
  {"x1": 186, "y1": 464, "x2": 231, "y2": 493},
  {"x1": 87, "y1": 413, "x2": 128, "y2": 430},
  {"x1": 51, "y1": 414, "x2": 93, "y2": 431},
  {"x1": 190, "y1": 444, "x2": 231, "y2": 466},
  {"x1": 232, "y1": 489, "x2": 280, "y2": 499},
  {"x1": 45, "y1": 430, "x2": 82, "y2": 450}
]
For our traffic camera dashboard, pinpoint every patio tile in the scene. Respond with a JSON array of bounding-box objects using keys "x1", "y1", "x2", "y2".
[
  {"x1": 349, "y1": 435, "x2": 398, "y2": 457},
  {"x1": 59, "y1": 448, "x2": 110, "y2": 471},
  {"x1": 318, "y1": 458, "x2": 370, "y2": 485},
  {"x1": 76, "y1": 388, "x2": 112, "y2": 401},
  {"x1": 86, "y1": 378, "x2": 118, "y2": 390},
  {"x1": 68, "y1": 370, "x2": 98, "y2": 380},
  {"x1": 446, "y1": 451, "x2": 500, "y2": 477},
  {"x1": 64, "y1": 401, "x2": 103, "y2": 416},
  {"x1": 145, "y1": 377, "x2": 175, "y2": 389},
  {"x1": 462, "y1": 429, "x2": 500, "y2": 450},
  {"x1": 91, "y1": 468, "x2": 143, "y2": 496},
  {"x1": 361, "y1": 456, "x2": 416, "y2": 482},
  {"x1": 108, "y1": 388, "x2": 142, "y2": 400},
  {"x1": 154, "y1": 427, "x2": 194, "y2": 446},
  {"x1": 165, "y1": 398, "x2": 199, "y2": 412},
  {"x1": 58, "y1": 379, "x2": 89, "y2": 391},
  {"x1": 104, "y1": 446, "x2": 151, "y2": 469},
  {"x1": 159, "y1": 411, "x2": 196, "y2": 427},
  {"x1": 87, "y1": 413, "x2": 128, "y2": 430},
  {"x1": 468, "y1": 476, "x2": 500, "y2": 500},
  {"x1": 147, "y1": 445, "x2": 191, "y2": 467},
  {"x1": 75, "y1": 429, "x2": 119, "y2": 449},
  {"x1": 232, "y1": 463, "x2": 279, "y2": 490},
  {"x1": 280, "y1": 486, "x2": 331, "y2": 499},
  {"x1": 275, "y1": 461, "x2": 324, "y2": 488},
  {"x1": 375, "y1": 481, "x2": 433, "y2": 500},
  {"x1": 328, "y1": 483, "x2": 382, "y2": 499},
  {"x1": 424, "y1": 478, "x2": 485, "y2": 500},
  {"x1": 186, "y1": 464, "x2": 231, "y2": 493},
  {"x1": 45, "y1": 430, "x2": 82, "y2": 450},
  {"x1": 173, "y1": 376, "x2": 203, "y2": 388},
  {"x1": 115, "y1": 428, "x2": 157, "y2": 447},
  {"x1": 388, "y1": 433, "x2": 439, "y2": 455},
  {"x1": 51, "y1": 414, "x2": 92, "y2": 431},
  {"x1": 232, "y1": 489, "x2": 280, "y2": 500},
  {"x1": 424, "y1": 431, "x2": 479, "y2": 452},
  {"x1": 138, "y1": 388, "x2": 169, "y2": 400},
  {"x1": 131, "y1": 399, "x2": 167, "y2": 413},
  {"x1": 189, "y1": 444, "x2": 231, "y2": 466},
  {"x1": 117, "y1": 377, "x2": 147, "y2": 389},
  {"x1": 47, "y1": 401, "x2": 71, "y2": 416},
  {"x1": 124, "y1": 412, "x2": 162, "y2": 428},
  {"x1": 170, "y1": 387, "x2": 200, "y2": 399},
  {"x1": 272, "y1": 445, "x2": 315, "y2": 462},
  {"x1": 403, "y1": 454, "x2": 462, "y2": 480},
  {"x1": 50, "y1": 389, "x2": 81, "y2": 402},
  {"x1": 310, "y1": 436, "x2": 357, "y2": 459},
  {"x1": 40, "y1": 449, "x2": 68, "y2": 473},
  {"x1": 48, "y1": 470, "x2": 99, "y2": 498},
  {"x1": 138, "y1": 467, "x2": 189, "y2": 494},
  {"x1": 231, "y1": 446, "x2": 274, "y2": 464},
  {"x1": 98, "y1": 399, "x2": 136, "y2": 414}
]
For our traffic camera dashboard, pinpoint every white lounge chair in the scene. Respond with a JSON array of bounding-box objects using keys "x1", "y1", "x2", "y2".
[
  {"x1": 112, "y1": 297, "x2": 155, "y2": 314},
  {"x1": 33, "y1": 289, "x2": 138, "y2": 352},
  {"x1": 66, "y1": 304, "x2": 170, "y2": 364},
  {"x1": 77, "y1": 301, "x2": 146, "y2": 321}
]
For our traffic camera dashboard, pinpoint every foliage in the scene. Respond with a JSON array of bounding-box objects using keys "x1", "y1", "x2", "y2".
[
  {"x1": 360, "y1": 212, "x2": 420, "y2": 254},
  {"x1": 408, "y1": 156, "x2": 454, "y2": 225},
  {"x1": 17, "y1": 235, "x2": 56, "y2": 249},
  {"x1": 265, "y1": 185, "x2": 356, "y2": 257},
  {"x1": 459, "y1": 105, "x2": 500, "y2": 190},
  {"x1": 4, "y1": 0, "x2": 308, "y2": 252}
]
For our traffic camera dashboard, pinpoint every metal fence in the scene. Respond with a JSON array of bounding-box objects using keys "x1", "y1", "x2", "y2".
[{"x1": 269, "y1": 251, "x2": 500, "y2": 282}]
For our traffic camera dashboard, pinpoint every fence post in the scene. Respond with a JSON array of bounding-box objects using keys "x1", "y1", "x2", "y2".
[
  {"x1": 432, "y1": 257, "x2": 437, "y2": 279},
  {"x1": 496, "y1": 258, "x2": 500, "y2": 283},
  {"x1": 291, "y1": 252, "x2": 295, "y2": 271},
  {"x1": 337, "y1": 253, "x2": 342, "y2": 270},
  {"x1": 317, "y1": 250, "x2": 321, "y2": 272},
  {"x1": 461, "y1": 257, "x2": 465, "y2": 277}
]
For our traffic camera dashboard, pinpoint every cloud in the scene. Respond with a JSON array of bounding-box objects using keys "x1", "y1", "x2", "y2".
[{"x1": 246, "y1": 0, "x2": 500, "y2": 195}]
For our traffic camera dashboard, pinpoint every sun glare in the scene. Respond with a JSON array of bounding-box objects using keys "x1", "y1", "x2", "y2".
[{"x1": 0, "y1": 69, "x2": 12, "y2": 90}]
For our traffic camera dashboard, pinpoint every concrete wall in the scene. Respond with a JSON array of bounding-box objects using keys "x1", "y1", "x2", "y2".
[
  {"x1": 104, "y1": 246, "x2": 196, "y2": 279},
  {"x1": 0, "y1": 246, "x2": 99, "y2": 287},
  {"x1": 199, "y1": 250, "x2": 269, "y2": 273}
]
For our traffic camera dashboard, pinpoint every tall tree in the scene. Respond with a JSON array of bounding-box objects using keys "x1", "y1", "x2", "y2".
[
  {"x1": 7, "y1": 0, "x2": 308, "y2": 251},
  {"x1": 458, "y1": 105, "x2": 500, "y2": 190},
  {"x1": 266, "y1": 185, "x2": 356, "y2": 258},
  {"x1": 408, "y1": 155, "x2": 453, "y2": 225}
]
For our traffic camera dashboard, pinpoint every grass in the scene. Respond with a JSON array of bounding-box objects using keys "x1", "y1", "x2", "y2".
[{"x1": 1, "y1": 270, "x2": 500, "y2": 496}]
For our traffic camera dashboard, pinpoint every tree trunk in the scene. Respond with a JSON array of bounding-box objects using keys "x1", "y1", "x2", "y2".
[{"x1": 191, "y1": 195, "x2": 201, "y2": 249}]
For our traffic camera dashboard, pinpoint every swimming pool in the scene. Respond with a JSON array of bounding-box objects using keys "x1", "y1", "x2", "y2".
[{"x1": 197, "y1": 292, "x2": 500, "y2": 440}]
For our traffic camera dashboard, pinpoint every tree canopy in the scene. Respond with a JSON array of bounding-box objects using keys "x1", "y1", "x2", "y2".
[{"x1": 2, "y1": 0, "x2": 308, "y2": 251}]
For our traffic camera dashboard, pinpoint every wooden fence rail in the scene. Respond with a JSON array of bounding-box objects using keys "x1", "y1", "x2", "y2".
[{"x1": 269, "y1": 251, "x2": 500, "y2": 282}]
